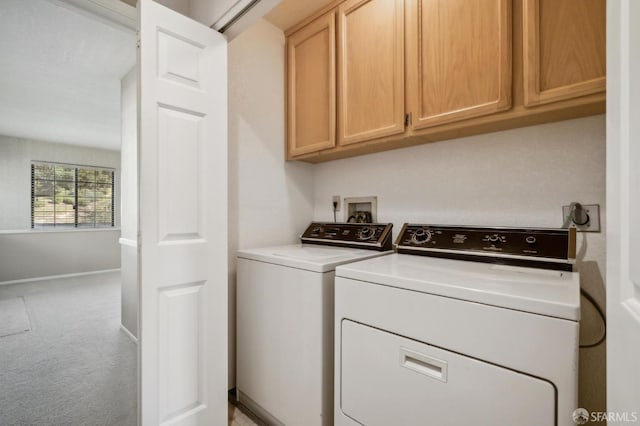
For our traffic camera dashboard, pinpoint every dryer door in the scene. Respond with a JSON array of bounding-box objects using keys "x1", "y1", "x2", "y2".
[{"x1": 340, "y1": 320, "x2": 555, "y2": 426}]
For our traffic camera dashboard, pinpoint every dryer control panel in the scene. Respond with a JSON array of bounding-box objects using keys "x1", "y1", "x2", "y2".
[
  {"x1": 301, "y1": 222, "x2": 393, "y2": 251},
  {"x1": 395, "y1": 224, "x2": 576, "y2": 270}
]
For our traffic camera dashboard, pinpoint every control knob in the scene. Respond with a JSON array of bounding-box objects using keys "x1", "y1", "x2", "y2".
[
  {"x1": 525, "y1": 235, "x2": 537, "y2": 245},
  {"x1": 413, "y1": 229, "x2": 432, "y2": 243},
  {"x1": 359, "y1": 227, "x2": 376, "y2": 240}
]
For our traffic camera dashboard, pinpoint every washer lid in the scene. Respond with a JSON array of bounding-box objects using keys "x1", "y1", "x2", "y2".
[
  {"x1": 336, "y1": 254, "x2": 580, "y2": 320},
  {"x1": 237, "y1": 244, "x2": 392, "y2": 273}
]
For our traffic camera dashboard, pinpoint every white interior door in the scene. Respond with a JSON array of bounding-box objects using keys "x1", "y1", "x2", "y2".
[
  {"x1": 606, "y1": 0, "x2": 640, "y2": 420},
  {"x1": 138, "y1": 0, "x2": 228, "y2": 424}
]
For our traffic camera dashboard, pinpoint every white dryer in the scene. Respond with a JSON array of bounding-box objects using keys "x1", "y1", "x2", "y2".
[
  {"x1": 237, "y1": 222, "x2": 393, "y2": 426},
  {"x1": 334, "y1": 224, "x2": 580, "y2": 426}
]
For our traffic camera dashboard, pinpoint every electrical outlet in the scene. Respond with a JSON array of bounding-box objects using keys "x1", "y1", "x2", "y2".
[
  {"x1": 332, "y1": 195, "x2": 341, "y2": 212},
  {"x1": 562, "y1": 204, "x2": 601, "y2": 232}
]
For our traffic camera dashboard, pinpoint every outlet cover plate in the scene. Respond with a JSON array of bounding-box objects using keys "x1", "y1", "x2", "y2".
[{"x1": 562, "y1": 204, "x2": 601, "y2": 232}]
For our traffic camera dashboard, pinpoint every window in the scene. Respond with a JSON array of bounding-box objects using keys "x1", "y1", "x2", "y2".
[{"x1": 31, "y1": 162, "x2": 115, "y2": 229}]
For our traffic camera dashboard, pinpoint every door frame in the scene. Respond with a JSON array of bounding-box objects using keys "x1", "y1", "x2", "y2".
[{"x1": 606, "y1": 0, "x2": 640, "y2": 417}]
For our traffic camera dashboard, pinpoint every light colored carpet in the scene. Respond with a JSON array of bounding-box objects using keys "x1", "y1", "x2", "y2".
[
  {"x1": 0, "y1": 297, "x2": 31, "y2": 337},
  {"x1": 0, "y1": 272, "x2": 137, "y2": 426}
]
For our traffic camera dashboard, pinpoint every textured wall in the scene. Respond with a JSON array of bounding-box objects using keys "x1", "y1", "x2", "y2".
[
  {"x1": 228, "y1": 19, "x2": 315, "y2": 388},
  {"x1": 0, "y1": 229, "x2": 120, "y2": 283}
]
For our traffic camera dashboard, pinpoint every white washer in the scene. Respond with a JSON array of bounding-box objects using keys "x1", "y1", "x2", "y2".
[
  {"x1": 237, "y1": 222, "x2": 393, "y2": 426},
  {"x1": 334, "y1": 224, "x2": 580, "y2": 426}
]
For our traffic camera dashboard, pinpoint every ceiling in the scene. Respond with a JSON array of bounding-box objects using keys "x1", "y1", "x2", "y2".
[
  {"x1": 115, "y1": 0, "x2": 336, "y2": 32},
  {"x1": 265, "y1": 0, "x2": 334, "y2": 31},
  {"x1": 0, "y1": 0, "x2": 136, "y2": 151}
]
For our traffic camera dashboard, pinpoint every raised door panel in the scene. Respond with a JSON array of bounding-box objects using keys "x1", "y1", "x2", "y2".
[
  {"x1": 407, "y1": 0, "x2": 512, "y2": 129},
  {"x1": 523, "y1": 0, "x2": 606, "y2": 106},
  {"x1": 338, "y1": 0, "x2": 404, "y2": 145},
  {"x1": 287, "y1": 12, "x2": 336, "y2": 157}
]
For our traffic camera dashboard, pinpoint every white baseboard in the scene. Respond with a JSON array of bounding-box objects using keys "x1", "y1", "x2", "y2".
[
  {"x1": 0, "y1": 268, "x2": 121, "y2": 286},
  {"x1": 120, "y1": 324, "x2": 138, "y2": 344}
]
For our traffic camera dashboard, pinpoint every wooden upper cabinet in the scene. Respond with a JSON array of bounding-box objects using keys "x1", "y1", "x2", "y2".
[
  {"x1": 406, "y1": 0, "x2": 512, "y2": 130},
  {"x1": 283, "y1": 0, "x2": 605, "y2": 162},
  {"x1": 523, "y1": 0, "x2": 606, "y2": 107},
  {"x1": 337, "y1": 0, "x2": 405, "y2": 146},
  {"x1": 287, "y1": 12, "x2": 336, "y2": 157}
]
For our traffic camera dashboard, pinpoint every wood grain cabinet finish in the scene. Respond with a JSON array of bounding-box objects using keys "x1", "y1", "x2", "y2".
[
  {"x1": 523, "y1": 0, "x2": 606, "y2": 106},
  {"x1": 286, "y1": 12, "x2": 336, "y2": 157},
  {"x1": 284, "y1": 0, "x2": 606, "y2": 162},
  {"x1": 337, "y1": 0, "x2": 405, "y2": 145},
  {"x1": 406, "y1": 0, "x2": 512, "y2": 129}
]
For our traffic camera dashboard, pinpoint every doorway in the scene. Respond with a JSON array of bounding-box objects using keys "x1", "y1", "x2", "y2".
[{"x1": 0, "y1": 0, "x2": 138, "y2": 424}]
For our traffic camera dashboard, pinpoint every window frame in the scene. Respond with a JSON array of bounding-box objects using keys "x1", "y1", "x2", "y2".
[{"x1": 30, "y1": 161, "x2": 116, "y2": 229}]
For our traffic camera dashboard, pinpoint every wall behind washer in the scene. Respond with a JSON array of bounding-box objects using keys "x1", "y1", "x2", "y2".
[
  {"x1": 312, "y1": 115, "x2": 607, "y2": 420},
  {"x1": 228, "y1": 19, "x2": 315, "y2": 388}
]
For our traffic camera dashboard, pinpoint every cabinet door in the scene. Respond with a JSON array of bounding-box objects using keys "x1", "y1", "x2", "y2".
[
  {"x1": 407, "y1": 0, "x2": 512, "y2": 130},
  {"x1": 287, "y1": 12, "x2": 336, "y2": 157},
  {"x1": 337, "y1": 0, "x2": 405, "y2": 146},
  {"x1": 523, "y1": 0, "x2": 606, "y2": 106}
]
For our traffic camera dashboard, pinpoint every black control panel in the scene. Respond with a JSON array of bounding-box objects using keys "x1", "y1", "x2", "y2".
[
  {"x1": 395, "y1": 224, "x2": 576, "y2": 270},
  {"x1": 300, "y1": 222, "x2": 393, "y2": 251}
]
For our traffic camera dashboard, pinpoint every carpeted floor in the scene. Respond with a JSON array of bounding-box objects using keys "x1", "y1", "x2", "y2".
[
  {"x1": 0, "y1": 272, "x2": 137, "y2": 426},
  {"x1": 0, "y1": 297, "x2": 31, "y2": 337}
]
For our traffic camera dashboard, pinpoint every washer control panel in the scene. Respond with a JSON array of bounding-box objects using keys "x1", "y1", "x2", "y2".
[
  {"x1": 301, "y1": 222, "x2": 393, "y2": 251},
  {"x1": 395, "y1": 224, "x2": 576, "y2": 269}
]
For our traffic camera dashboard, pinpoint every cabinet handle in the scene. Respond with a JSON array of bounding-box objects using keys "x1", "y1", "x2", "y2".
[
  {"x1": 404, "y1": 112, "x2": 412, "y2": 127},
  {"x1": 399, "y1": 347, "x2": 448, "y2": 383}
]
